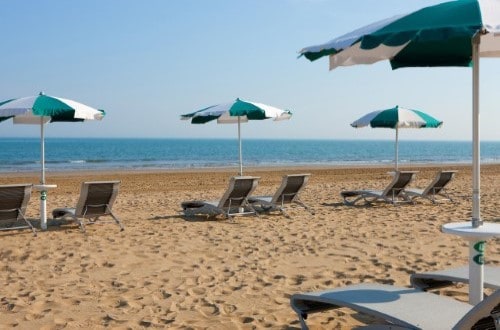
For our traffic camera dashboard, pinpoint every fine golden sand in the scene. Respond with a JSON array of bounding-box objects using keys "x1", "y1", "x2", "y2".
[{"x1": 0, "y1": 165, "x2": 499, "y2": 329}]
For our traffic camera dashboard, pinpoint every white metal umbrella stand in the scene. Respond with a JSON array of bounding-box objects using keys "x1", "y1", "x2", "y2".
[
  {"x1": 442, "y1": 38, "x2": 500, "y2": 305},
  {"x1": 32, "y1": 118, "x2": 57, "y2": 231}
]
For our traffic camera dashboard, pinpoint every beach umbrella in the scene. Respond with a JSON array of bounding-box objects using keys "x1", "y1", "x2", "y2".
[
  {"x1": 351, "y1": 106, "x2": 443, "y2": 170},
  {"x1": 0, "y1": 92, "x2": 105, "y2": 230},
  {"x1": 299, "y1": 0, "x2": 500, "y2": 305},
  {"x1": 181, "y1": 98, "x2": 292, "y2": 175}
]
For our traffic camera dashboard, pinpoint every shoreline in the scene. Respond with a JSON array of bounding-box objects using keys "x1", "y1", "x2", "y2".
[{"x1": 0, "y1": 161, "x2": 491, "y2": 178}]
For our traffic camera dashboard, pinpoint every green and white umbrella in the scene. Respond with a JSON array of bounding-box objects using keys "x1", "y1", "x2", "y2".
[
  {"x1": 351, "y1": 106, "x2": 443, "y2": 170},
  {"x1": 0, "y1": 92, "x2": 105, "y2": 230},
  {"x1": 181, "y1": 98, "x2": 292, "y2": 175},
  {"x1": 300, "y1": 0, "x2": 500, "y2": 305}
]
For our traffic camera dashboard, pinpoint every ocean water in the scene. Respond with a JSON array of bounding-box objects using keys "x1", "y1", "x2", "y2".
[{"x1": 1, "y1": 138, "x2": 500, "y2": 173}]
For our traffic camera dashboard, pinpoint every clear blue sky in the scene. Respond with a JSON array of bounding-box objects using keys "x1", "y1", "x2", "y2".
[{"x1": 1, "y1": 0, "x2": 498, "y2": 141}]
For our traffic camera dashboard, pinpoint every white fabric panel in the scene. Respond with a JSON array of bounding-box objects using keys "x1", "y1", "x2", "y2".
[
  {"x1": 0, "y1": 96, "x2": 37, "y2": 111},
  {"x1": 329, "y1": 41, "x2": 409, "y2": 70},
  {"x1": 54, "y1": 96, "x2": 103, "y2": 120},
  {"x1": 479, "y1": 0, "x2": 500, "y2": 56},
  {"x1": 300, "y1": 14, "x2": 404, "y2": 55},
  {"x1": 12, "y1": 111, "x2": 50, "y2": 125}
]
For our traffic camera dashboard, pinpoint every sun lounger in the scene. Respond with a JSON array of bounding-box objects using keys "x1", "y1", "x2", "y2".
[
  {"x1": 248, "y1": 174, "x2": 313, "y2": 218},
  {"x1": 181, "y1": 176, "x2": 260, "y2": 219},
  {"x1": 290, "y1": 283, "x2": 500, "y2": 329},
  {"x1": 411, "y1": 265, "x2": 500, "y2": 291},
  {"x1": 405, "y1": 170, "x2": 457, "y2": 203},
  {"x1": 340, "y1": 170, "x2": 418, "y2": 206},
  {"x1": 52, "y1": 181, "x2": 124, "y2": 232},
  {"x1": 0, "y1": 184, "x2": 36, "y2": 236}
]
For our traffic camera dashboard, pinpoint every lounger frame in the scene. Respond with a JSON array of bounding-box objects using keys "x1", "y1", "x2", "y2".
[
  {"x1": 0, "y1": 184, "x2": 36, "y2": 236},
  {"x1": 52, "y1": 181, "x2": 124, "y2": 232},
  {"x1": 341, "y1": 171, "x2": 417, "y2": 206},
  {"x1": 249, "y1": 174, "x2": 313, "y2": 218},
  {"x1": 181, "y1": 176, "x2": 260, "y2": 219}
]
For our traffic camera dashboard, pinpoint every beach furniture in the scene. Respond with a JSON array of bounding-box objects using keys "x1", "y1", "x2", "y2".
[
  {"x1": 181, "y1": 176, "x2": 260, "y2": 219},
  {"x1": 340, "y1": 170, "x2": 417, "y2": 206},
  {"x1": 405, "y1": 170, "x2": 457, "y2": 203},
  {"x1": 290, "y1": 283, "x2": 500, "y2": 330},
  {"x1": 0, "y1": 184, "x2": 36, "y2": 236},
  {"x1": 52, "y1": 181, "x2": 124, "y2": 232},
  {"x1": 248, "y1": 173, "x2": 313, "y2": 218},
  {"x1": 411, "y1": 265, "x2": 500, "y2": 291}
]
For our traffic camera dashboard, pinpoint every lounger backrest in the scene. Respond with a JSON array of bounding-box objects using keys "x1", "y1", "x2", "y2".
[
  {"x1": 75, "y1": 181, "x2": 120, "y2": 217},
  {"x1": 218, "y1": 176, "x2": 260, "y2": 208},
  {"x1": 382, "y1": 171, "x2": 417, "y2": 198},
  {"x1": 271, "y1": 174, "x2": 310, "y2": 204},
  {"x1": 423, "y1": 170, "x2": 457, "y2": 196},
  {"x1": 453, "y1": 289, "x2": 500, "y2": 329},
  {"x1": 0, "y1": 184, "x2": 32, "y2": 221}
]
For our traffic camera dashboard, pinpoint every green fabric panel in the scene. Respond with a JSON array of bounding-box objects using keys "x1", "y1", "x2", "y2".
[
  {"x1": 190, "y1": 115, "x2": 219, "y2": 124},
  {"x1": 391, "y1": 36, "x2": 473, "y2": 68},
  {"x1": 362, "y1": 0, "x2": 481, "y2": 48},
  {"x1": 302, "y1": 48, "x2": 340, "y2": 62},
  {"x1": 0, "y1": 98, "x2": 16, "y2": 106},
  {"x1": 370, "y1": 108, "x2": 399, "y2": 128},
  {"x1": 0, "y1": 116, "x2": 13, "y2": 123},
  {"x1": 230, "y1": 99, "x2": 266, "y2": 119},
  {"x1": 32, "y1": 95, "x2": 73, "y2": 116},
  {"x1": 412, "y1": 110, "x2": 443, "y2": 127}
]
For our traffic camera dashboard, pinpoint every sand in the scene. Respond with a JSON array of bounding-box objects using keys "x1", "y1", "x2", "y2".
[{"x1": 0, "y1": 165, "x2": 499, "y2": 329}]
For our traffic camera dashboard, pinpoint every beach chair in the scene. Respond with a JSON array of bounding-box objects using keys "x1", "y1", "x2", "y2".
[
  {"x1": 0, "y1": 184, "x2": 36, "y2": 236},
  {"x1": 52, "y1": 181, "x2": 124, "y2": 233},
  {"x1": 411, "y1": 265, "x2": 500, "y2": 291},
  {"x1": 405, "y1": 170, "x2": 457, "y2": 203},
  {"x1": 248, "y1": 174, "x2": 313, "y2": 218},
  {"x1": 290, "y1": 283, "x2": 500, "y2": 330},
  {"x1": 340, "y1": 170, "x2": 418, "y2": 206},
  {"x1": 181, "y1": 176, "x2": 260, "y2": 219}
]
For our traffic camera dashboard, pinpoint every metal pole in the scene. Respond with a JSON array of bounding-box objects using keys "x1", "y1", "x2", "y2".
[
  {"x1": 395, "y1": 127, "x2": 399, "y2": 170},
  {"x1": 472, "y1": 35, "x2": 481, "y2": 228},
  {"x1": 238, "y1": 116, "x2": 243, "y2": 176},
  {"x1": 40, "y1": 117, "x2": 48, "y2": 230},
  {"x1": 469, "y1": 34, "x2": 483, "y2": 305}
]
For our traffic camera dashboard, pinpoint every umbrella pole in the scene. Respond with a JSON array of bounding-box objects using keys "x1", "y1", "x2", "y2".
[
  {"x1": 238, "y1": 117, "x2": 243, "y2": 176},
  {"x1": 395, "y1": 127, "x2": 399, "y2": 170},
  {"x1": 39, "y1": 118, "x2": 48, "y2": 230},
  {"x1": 468, "y1": 34, "x2": 484, "y2": 305}
]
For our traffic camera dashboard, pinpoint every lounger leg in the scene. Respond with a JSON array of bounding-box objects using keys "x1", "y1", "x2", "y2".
[
  {"x1": 298, "y1": 313, "x2": 309, "y2": 330},
  {"x1": 19, "y1": 212, "x2": 37, "y2": 237},
  {"x1": 294, "y1": 199, "x2": 314, "y2": 215},
  {"x1": 106, "y1": 206, "x2": 124, "y2": 231}
]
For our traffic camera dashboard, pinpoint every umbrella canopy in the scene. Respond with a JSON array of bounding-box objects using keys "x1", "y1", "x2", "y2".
[
  {"x1": 181, "y1": 98, "x2": 292, "y2": 175},
  {"x1": 0, "y1": 92, "x2": 105, "y2": 183},
  {"x1": 299, "y1": 0, "x2": 500, "y2": 305},
  {"x1": 351, "y1": 106, "x2": 443, "y2": 169},
  {"x1": 0, "y1": 92, "x2": 105, "y2": 230}
]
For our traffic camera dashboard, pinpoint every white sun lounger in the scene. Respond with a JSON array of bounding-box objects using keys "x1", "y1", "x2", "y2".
[
  {"x1": 181, "y1": 176, "x2": 260, "y2": 219},
  {"x1": 248, "y1": 174, "x2": 313, "y2": 218},
  {"x1": 411, "y1": 265, "x2": 500, "y2": 291},
  {"x1": 341, "y1": 171, "x2": 417, "y2": 206},
  {"x1": 290, "y1": 283, "x2": 500, "y2": 329},
  {"x1": 405, "y1": 170, "x2": 457, "y2": 203},
  {"x1": 0, "y1": 184, "x2": 36, "y2": 236},
  {"x1": 52, "y1": 181, "x2": 124, "y2": 233}
]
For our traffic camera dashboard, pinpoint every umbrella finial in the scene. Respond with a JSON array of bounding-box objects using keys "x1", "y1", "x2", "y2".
[{"x1": 39, "y1": 91, "x2": 45, "y2": 96}]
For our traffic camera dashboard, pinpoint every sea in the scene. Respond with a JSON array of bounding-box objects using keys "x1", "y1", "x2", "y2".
[{"x1": 1, "y1": 137, "x2": 500, "y2": 173}]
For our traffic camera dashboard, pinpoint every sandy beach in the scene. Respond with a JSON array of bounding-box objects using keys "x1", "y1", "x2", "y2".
[{"x1": 0, "y1": 165, "x2": 499, "y2": 329}]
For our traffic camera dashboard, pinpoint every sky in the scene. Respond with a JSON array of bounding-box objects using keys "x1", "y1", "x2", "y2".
[{"x1": 1, "y1": 0, "x2": 499, "y2": 141}]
